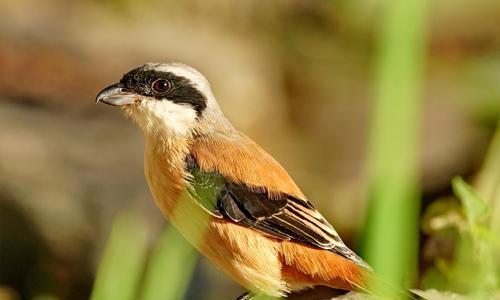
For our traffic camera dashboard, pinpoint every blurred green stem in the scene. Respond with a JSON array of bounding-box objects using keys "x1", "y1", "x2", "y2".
[
  {"x1": 90, "y1": 212, "x2": 149, "y2": 300},
  {"x1": 362, "y1": 0, "x2": 427, "y2": 294},
  {"x1": 139, "y1": 225, "x2": 198, "y2": 300}
]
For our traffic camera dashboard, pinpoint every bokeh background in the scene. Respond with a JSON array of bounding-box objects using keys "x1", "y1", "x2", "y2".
[{"x1": 1, "y1": 0, "x2": 499, "y2": 299}]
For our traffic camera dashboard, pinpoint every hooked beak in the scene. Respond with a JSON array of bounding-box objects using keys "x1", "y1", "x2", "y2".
[{"x1": 96, "y1": 83, "x2": 137, "y2": 106}]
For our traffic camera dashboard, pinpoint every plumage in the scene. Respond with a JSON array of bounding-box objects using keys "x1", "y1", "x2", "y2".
[
  {"x1": 187, "y1": 134, "x2": 368, "y2": 268},
  {"x1": 96, "y1": 62, "x2": 371, "y2": 298}
]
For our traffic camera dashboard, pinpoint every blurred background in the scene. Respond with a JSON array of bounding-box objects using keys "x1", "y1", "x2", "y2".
[{"x1": 0, "y1": 0, "x2": 499, "y2": 299}]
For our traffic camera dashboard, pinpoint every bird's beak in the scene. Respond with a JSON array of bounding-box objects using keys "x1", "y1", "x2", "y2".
[{"x1": 96, "y1": 83, "x2": 137, "y2": 106}]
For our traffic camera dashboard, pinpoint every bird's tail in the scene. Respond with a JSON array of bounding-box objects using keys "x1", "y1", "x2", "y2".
[{"x1": 350, "y1": 270, "x2": 423, "y2": 300}]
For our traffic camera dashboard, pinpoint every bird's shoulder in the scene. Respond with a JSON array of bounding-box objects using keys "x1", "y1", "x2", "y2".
[{"x1": 188, "y1": 131, "x2": 304, "y2": 199}]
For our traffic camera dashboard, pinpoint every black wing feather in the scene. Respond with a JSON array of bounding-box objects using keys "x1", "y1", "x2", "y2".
[{"x1": 186, "y1": 157, "x2": 369, "y2": 268}]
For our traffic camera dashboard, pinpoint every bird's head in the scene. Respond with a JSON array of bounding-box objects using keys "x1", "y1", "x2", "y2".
[{"x1": 96, "y1": 62, "x2": 232, "y2": 138}]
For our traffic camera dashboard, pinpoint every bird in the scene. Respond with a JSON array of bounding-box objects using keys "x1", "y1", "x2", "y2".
[{"x1": 96, "y1": 62, "x2": 372, "y2": 299}]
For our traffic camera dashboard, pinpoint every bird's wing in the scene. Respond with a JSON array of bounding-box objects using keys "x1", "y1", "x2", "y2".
[{"x1": 187, "y1": 133, "x2": 368, "y2": 267}]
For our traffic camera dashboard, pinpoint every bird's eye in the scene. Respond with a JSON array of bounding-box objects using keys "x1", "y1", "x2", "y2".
[{"x1": 152, "y1": 79, "x2": 171, "y2": 93}]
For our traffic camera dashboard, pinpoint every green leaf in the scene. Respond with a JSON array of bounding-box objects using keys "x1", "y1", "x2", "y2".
[{"x1": 452, "y1": 177, "x2": 489, "y2": 228}]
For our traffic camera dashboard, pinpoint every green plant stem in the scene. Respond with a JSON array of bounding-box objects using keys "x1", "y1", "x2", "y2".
[
  {"x1": 361, "y1": 0, "x2": 427, "y2": 294},
  {"x1": 90, "y1": 212, "x2": 149, "y2": 300},
  {"x1": 139, "y1": 225, "x2": 198, "y2": 300}
]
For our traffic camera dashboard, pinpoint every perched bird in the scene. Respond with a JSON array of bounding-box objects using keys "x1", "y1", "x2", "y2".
[{"x1": 96, "y1": 62, "x2": 371, "y2": 299}]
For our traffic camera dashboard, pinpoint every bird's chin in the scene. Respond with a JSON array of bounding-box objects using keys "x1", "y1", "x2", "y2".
[{"x1": 121, "y1": 101, "x2": 141, "y2": 115}]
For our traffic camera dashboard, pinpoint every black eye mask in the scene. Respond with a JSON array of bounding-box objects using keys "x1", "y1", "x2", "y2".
[{"x1": 121, "y1": 68, "x2": 207, "y2": 116}]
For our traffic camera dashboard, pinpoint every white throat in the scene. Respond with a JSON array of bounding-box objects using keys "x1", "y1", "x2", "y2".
[{"x1": 127, "y1": 99, "x2": 197, "y2": 138}]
